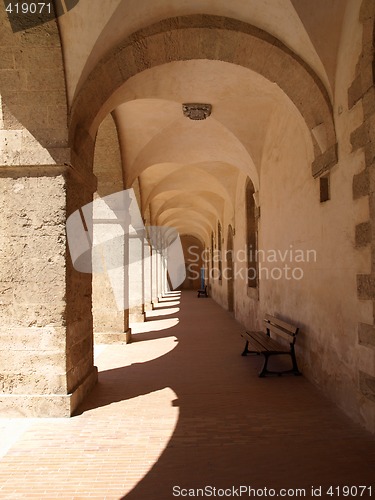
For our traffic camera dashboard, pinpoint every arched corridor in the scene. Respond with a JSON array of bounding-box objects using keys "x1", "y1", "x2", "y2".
[
  {"x1": 0, "y1": 291, "x2": 374, "y2": 498},
  {"x1": 1, "y1": 1, "x2": 375, "y2": 494}
]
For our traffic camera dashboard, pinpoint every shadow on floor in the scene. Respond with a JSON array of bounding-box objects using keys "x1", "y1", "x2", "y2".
[{"x1": 76, "y1": 291, "x2": 375, "y2": 499}]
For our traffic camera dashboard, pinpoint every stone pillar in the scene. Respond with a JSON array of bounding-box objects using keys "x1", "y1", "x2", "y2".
[
  {"x1": 143, "y1": 241, "x2": 153, "y2": 312},
  {"x1": 0, "y1": 167, "x2": 97, "y2": 417},
  {"x1": 151, "y1": 248, "x2": 158, "y2": 307},
  {"x1": 91, "y1": 114, "x2": 131, "y2": 344},
  {"x1": 92, "y1": 197, "x2": 131, "y2": 344},
  {"x1": 162, "y1": 252, "x2": 170, "y2": 296},
  {"x1": 128, "y1": 233, "x2": 145, "y2": 322},
  {"x1": 93, "y1": 273, "x2": 131, "y2": 344},
  {"x1": 157, "y1": 251, "x2": 164, "y2": 299},
  {"x1": 348, "y1": 0, "x2": 375, "y2": 431}
]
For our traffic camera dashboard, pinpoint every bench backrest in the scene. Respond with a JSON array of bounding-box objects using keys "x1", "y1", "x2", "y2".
[{"x1": 264, "y1": 314, "x2": 299, "y2": 345}]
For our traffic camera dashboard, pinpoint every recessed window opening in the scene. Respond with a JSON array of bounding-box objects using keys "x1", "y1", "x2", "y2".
[
  {"x1": 320, "y1": 174, "x2": 330, "y2": 203},
  {"x1": 246, "y1": 179, "x2": 258, "y2": 288}
]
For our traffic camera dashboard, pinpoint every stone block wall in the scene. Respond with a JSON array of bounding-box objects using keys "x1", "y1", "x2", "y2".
[
  {"x1": 0, "y1": 7, "x2": 69, "y2": 165},
  {"x1": 0, "y1": 6, "x2": 98, "y2": 416},
  {"x1": 0, "y1": 174, "x2": 67, "y2": 400},
  {"x1": 0, "y1": 168, "x2": 97, "y2": 416},
  {"x1": 349, "y1": 0, "x2": 375, "y2": 419}
]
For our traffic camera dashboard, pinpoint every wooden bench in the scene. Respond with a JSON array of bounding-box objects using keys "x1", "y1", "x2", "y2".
[
  {"x1": 197, "y1": 285, "x2": 208, "y2": 298},
  {"x1": 241, "y1": 314, "x2": 301, "y2": 377}
]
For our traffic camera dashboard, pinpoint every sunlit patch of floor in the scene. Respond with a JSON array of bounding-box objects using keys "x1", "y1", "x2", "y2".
[
  {"x1": 146, "y1": 306, "x2": 180, "y2": 318},
  {"x1": 131, "y1": 317, "x2": 180, "y2": 336},
  {"x1": 75, "y1": 385, "x2": 180, "y2": 498},
  {"x1": 153, "y1": 299, "x2": 180, "y2": 308},
  {"x1": 1, "y1": 291, "x2": 374, "y2": 499},
  {"x1": 0, "y1": 419, "x2": 37, "y2": 459}
]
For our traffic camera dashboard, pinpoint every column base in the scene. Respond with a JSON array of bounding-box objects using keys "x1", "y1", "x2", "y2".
[
  {"x1": 94, "y1": 329, "x2": 132, "y2": 344},
  {"x1": 129, "y1": 312, "x2": 145, "y2": 323},
  {"x1": 0, "y1": 367, "x2": 98, "y2": 418}
]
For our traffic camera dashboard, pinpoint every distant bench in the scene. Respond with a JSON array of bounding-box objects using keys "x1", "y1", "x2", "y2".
[
  {"x1": 197, "y1": 285, "x2": 208, "y2": 298},
  {"x1": 241, "y1": 314, "x2": 301, "y2": 377}
]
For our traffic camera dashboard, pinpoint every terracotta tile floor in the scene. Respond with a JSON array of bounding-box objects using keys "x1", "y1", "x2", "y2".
[{"x1": 0, "y1": 290, "x2": 375, "y2": 499}]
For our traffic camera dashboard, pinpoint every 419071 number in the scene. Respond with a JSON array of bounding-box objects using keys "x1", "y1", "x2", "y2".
[
  {"x1": 5, "y1": 2, "x2": 52, "y2": 14},
  {"x1": 326, "y1": 486, "x2": 372, "y2": 497}
]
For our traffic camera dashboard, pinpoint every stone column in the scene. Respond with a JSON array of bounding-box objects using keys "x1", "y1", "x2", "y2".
[
  {"x1": 128, "y1": 233, "x2": 145, "y2": 322},
  {"x1": 93, "y1": 272, "x2": 131, "y2": 344},
  {"x1": 92, "y1": 195, "x2": 131, "y2": 344},
  {"x1": 0, "y1": 167, "x2": 97, "y2": 417},
  {"x1": 161, "y1": 252, "x2": 170, "y2": 296},
  {"x1": 91, "y1": 113, "x2": 131, "y2": 344},
  {"x1": 151, "y1": 247, "x2": 158, "y2": 307},
  {"x1": 143, "y1": 240, "x2": 153, "y2": 312},
  {"x1": 157, "y1": 251, "x2": 164, "y2": 299}
]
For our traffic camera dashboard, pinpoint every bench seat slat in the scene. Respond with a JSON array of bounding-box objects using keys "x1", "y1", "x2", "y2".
[
  {"x1": 243, "y1": 330, "x2": 290, "y2": 353},
  {"x1": 244, "y1": 331, "x2": 275, "y2": 351},
  {"x1": 251, "y1": 330, "x2": 290, "y2": 352},
  {"x1": 242, "y1": 331, "x2": 277, "y2": 352}
]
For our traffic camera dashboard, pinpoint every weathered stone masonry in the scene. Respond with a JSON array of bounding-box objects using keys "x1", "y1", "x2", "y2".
[{"x1": 350, "y1": 0, "x2": 375, "y2": 404}]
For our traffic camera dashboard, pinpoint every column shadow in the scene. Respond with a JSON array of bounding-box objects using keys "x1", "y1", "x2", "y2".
[{"x1": 75, "y1": 291, "x2": 375, "y2": 499}]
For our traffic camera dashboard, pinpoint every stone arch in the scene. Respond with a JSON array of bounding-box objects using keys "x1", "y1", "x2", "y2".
[
  {"x1": 92, "y1": 113, "x2": 130, "y2": 343},
  {"x1": 143, "y1": 166, "x2": 234, "y2": 214},
  {"x1": 125, "y1": 114, "x2": 259, "y2": 189},
  {"x1": 159, "y1": 209, "x2": 212, "y2": 237},
  {"x1": 69, "y1": 14, "x2": 337, "y2": 178},
  {"x1": 154, "y1": 193, "x2": 221, "y2": 222}
]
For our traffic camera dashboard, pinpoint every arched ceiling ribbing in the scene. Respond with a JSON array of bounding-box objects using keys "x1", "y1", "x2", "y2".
[
  {"x1": 58, "y1": 0, "x2": 341, "y2": 102},
  {"x1": 63, "y1": 5, "x2": 342, "y2": 246},
  {"x1": 69, "y1": 15, "x2": 337, "y2": 174}
]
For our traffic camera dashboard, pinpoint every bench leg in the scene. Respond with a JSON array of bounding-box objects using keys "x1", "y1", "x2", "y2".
[
  {"x1": 259, "y1": 353, "x2": 287, "y2": 377},
  {"x1": 291, "y1": 348, "x2": 301, "y2": 376},
  {"x1": 242, "y1": 341, "x2": 261, "y2": 357},
  {"x1": 259, "y1": 352, "x2": 301, "y2": 377},
  {"x1": 259, "y1": 353, "x2": 271, "y2": 377},
  {"x1": 241, "y1": 340, "x2": 249, "y2": 356}
]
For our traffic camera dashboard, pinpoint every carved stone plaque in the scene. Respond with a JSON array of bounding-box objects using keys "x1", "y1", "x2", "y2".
[{"x1": 182, "y1": 103, "x2": 212, "y2": 120}]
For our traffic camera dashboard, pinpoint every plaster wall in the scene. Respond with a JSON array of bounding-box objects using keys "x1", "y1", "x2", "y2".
[
  {"x1": 204, "y1": 8, "x2": 375, "y2": 428},
  {"x1": 208, "y1": 201, "x2": 235, "y2": 311},
  {"x1": 180, "y1": 235, "x2": 203, "y2": 290},
  {"x1": 231, "y1": 172, "x2": 261, "y2": 331},
  {"x1": 255, "y1": 105, "x2": 373, "y2": 431}
]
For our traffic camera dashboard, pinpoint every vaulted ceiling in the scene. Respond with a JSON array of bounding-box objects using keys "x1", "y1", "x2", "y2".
[{"x1": 58, "y1": 0, "x2": 349, "y2": 244}]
